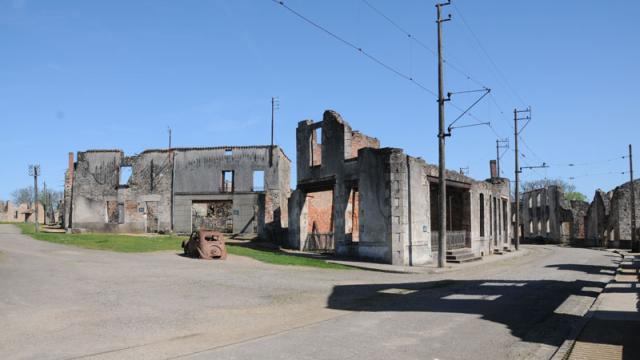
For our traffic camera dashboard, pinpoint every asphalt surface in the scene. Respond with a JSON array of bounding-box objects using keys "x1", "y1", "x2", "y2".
[{"x1": 0, "y1": 224, "x2": 618, "y2": 360}]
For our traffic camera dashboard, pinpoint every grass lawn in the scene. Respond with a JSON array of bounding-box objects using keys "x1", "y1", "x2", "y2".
[
  {"x1": 15, "y1": 223, "x2": 183, "y2": 252},
  {"x1": 225, "y1": 245, "x2": 351, "y2": 269},
  {"x1": 8, "y1": 223, "x2": 349, "y2": 269}
]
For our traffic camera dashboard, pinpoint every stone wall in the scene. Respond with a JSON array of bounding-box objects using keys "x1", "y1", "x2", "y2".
[
  {"x1": 69, "y1": 146, "x2": 290, "y2": 239},
  {"x1": 607, "y1": 179, "x2": 640, "y2": 246},
  {"x1": 288, "y1": 109, "x2": 511, "y2": 266}
]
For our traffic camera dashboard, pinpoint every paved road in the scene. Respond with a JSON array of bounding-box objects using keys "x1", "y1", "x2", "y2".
[{"x1": 0, "y1": 224, "x2": 618, "y2": 360}]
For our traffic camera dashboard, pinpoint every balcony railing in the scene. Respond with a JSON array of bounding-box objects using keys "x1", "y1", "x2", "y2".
[
  {"x1": 431, "y1": 230, "x2": 468, "y2": 251},
  {"x1": 304, "y1": 233, "x2": 334, "y2": 252}
]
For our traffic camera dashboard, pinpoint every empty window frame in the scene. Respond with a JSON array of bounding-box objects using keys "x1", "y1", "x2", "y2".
[
  {"x1": 221, "y1": 171, "x2": 234, "y2": 193},
  {"x1": 119, "y1": 166, "x2": 132, "y2": 186},
  {"x1": 224, "y1": 148, "x2": 233, "y2": 157},
  {"x1": 252, "y1": 170, "x2": 265, "y2": 192},
  {"x1": 310, "y1": 127, "x2": 322, "y2": 167}
]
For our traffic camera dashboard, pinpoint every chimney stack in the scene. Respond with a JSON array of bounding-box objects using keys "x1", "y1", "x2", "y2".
[
  {"x1": 68, "y1": 152, "x2": 74, "y2": 182},
  {"x1": 490, "y1": 160, "x2": 498, "y2": 178}
]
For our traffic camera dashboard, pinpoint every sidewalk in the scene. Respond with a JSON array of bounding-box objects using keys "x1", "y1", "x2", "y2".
[
  {"x1": 325, "y1": 247, "x2": 530, "y2": 274},
  {"x1": 566, "y1": 251, "x2": 640, "y2": 360}
]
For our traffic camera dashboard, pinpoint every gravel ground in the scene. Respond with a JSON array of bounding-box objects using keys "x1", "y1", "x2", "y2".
[{"x1": 0, "y1": 224, "x2": 616, "y2": 360}]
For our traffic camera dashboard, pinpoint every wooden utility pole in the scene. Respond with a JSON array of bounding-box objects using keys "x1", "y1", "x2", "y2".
[
  {"x1": 630, "y1": 144, "x2": 638, "y2": 252},
  {"x1": 29, "y1": 164, "x2": 40, "y2": 232},
  {"x1": 436, "y1": 1, "x2": 451, "y2": 268},
  {"x1": 43, "y1": 181, "x2": 47, "y2": 226}
]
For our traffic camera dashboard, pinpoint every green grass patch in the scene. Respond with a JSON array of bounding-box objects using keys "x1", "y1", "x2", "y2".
[
  {"x1": 14, "y1": 223, "x2": 183, "y2": 253},
  {"x1": 226, "y1": 244, "x2": 351, "y2": 269},
  {"x1": 9, "y1": 223, "x2": 350, "y2": 269}
]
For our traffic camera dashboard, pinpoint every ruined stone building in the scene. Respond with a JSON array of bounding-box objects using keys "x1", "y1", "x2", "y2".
[
  {"x1": 63, "y1": 146, "x2": 290, "y2": 238},
  {"x1": 584, "y1": 189, "x2": 611, "y2": 247},
  {"x1": 584, "y1": 180, "x2": 640, "y2": 248},
  {"x1": 516, "y1": 186, "x2": 589, "y2": 244},
  {"x1": 0, "y1": 201, "x2": 46, "y2": 224},
  {"x1": 287, "y1": 110, "x2": 511, "y2": 266}
]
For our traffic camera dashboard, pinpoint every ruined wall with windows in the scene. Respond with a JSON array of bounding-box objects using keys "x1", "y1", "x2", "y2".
[
  {"x1": 67, "y1": 146, "x2": 290, "y2": 239},
  {"x1": 518, "y1": 185, "x2": 588, "y2": 244},
  {"x1": 172, "y1": 146, "x2": 290, "y2": 238},
  {"x1": 69, "y1": 149, "x2": 174, "y2": 233},
  {"x1": 605, "y1": 179, "x2": 640, "y2": 248},
  {"x1": 288, "y1": 110, "x2": 511, "y2": 266}
]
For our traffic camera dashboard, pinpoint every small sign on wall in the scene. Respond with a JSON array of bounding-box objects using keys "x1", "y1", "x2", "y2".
[
  {"x1": 233, "y1": 209, "x2": 240, "y2": 215},
  {"x1": 139, "y1": 208, "x2": 145, "y2": 213}
]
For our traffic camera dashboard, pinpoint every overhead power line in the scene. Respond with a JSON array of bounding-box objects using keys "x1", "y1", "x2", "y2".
[
  {"x1": 568, "y1": 171, "x2": 627, "y2": 180},
  {"x1": 359, "y1": 0, "x2": 487, "y2": 89},
  {"x1": 271, "y1": 0, "x2": 495, "y2": 134},
  {"x1": 271, "y1": 0, "x2": 436, "y2": 97},
  {"x1": 551, "y1": 156, "x2": 627, "y2": 168},
  {"x1": 452, "y1": 3, "x2": 528, "y2": 107}
]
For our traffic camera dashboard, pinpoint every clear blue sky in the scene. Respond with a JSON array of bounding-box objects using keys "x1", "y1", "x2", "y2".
[{"x1": 1, "y1": 0, "x2": 639, "y2": 201}]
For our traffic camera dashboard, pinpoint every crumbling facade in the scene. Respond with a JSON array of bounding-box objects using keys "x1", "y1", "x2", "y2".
[
  {"x1": 0, "y1": 201, "x2": 46, "y2": 224},
  {"x1": 517, "y1": 186, "x2": 588, "y2": 244},
  {"x1": 65, "y1": 146, "x2": 290, "y2": 238},
  {"x1": 287, "y1": 110, "x2": 511, "y2": 266},
  {"x1": 584, "y1": 189, "x2": 611, "y2": 246},
  {"x1": 602, "y1": 180, "x2": 640, "y2": 248}
]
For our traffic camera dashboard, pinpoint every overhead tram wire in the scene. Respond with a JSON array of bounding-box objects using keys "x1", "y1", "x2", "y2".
[
  {"x1": 358, "y1": 0, "x2": 507, "y2": 139},
  {"x1": 452, "y1": 2, "x2": 550, "y2": 165},
  {"x1": 272, "y1": 0, "x2": 497, "y2": 134},
  {"x1": 271, "y1": 0, "x2": 436, "y2": 97},
  {"x1": 567, "y1": 171, "x2": 627, "y2": 180},
  {"x1": 551, "y1": 155, "x2": 627, "y2": 168},
  {"x1": 452, "y1": 2, "x2": 528, "y2": 108},
  {"x1": 358, "y1": 0, "x2": 537, "y2": 147},
  {"x1": 359, "y1": 0, "x2": 488, "y2": 91}
]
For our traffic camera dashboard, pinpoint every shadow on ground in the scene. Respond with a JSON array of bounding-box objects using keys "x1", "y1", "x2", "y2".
[
  {"x1": 326, "y1": 263, "x2": 620, "y2": 351},
  {"x1": 545, "y1": 263, "x2": 619, "y2": 275}
]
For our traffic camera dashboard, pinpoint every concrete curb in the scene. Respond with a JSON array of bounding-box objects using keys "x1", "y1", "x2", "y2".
[
  {"x1": 326, "y1": 247, "x2": 531, "y2": 274},
  {"x1": 549, "y1": 250, "x2": 625, "y2": 360}
]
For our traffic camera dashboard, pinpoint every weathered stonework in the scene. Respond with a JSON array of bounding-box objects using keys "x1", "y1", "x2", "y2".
[
  {"x1": 603, "y1": 179, "x2": 640, "y2": 248},
  {"x1": 64, "y1": 146, "x2": 290, "y2": 239},
  {"x1": 0, "y1": 201, "x2": 46, "y2": 224},
  {"x1": 288, "y1": 110, "x2": 511, "y2": 266},
  {"x1": 516, "y1": 186, "x2": 588, "y2": 244}
]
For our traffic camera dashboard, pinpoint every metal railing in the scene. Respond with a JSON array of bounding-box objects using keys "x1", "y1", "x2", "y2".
[
  {"x1": 431, "y1": 230, "x2": 468, "y2": 251},
  {"x1": 304, "y1": 233, "x2": 334, "y2": 252}
]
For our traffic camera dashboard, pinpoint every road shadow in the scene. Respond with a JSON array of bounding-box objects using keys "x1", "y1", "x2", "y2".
[
  {"x1": 327, "y1": 278, "x2": 607, "y2": 349},
  {"x1": 545, "y1": 263, "x2": 619, "y2": 275}
]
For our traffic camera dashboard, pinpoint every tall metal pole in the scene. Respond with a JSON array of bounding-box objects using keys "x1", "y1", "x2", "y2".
[
  {"x1": 168, "y1": 127, "x2": 172, "y2": 149},
  {"x1": 436, "y1": 1, "x2": 450, "y2": 268},
  {"x1": 270, "y1": 97, "x2": 275, "y2": 167},
  {"x1": 629, "y1": 144, "x2": 638, "y2": 252},
  {"x1": 496, "y1": 139, "x2": 500, "y2": 177},
  {"x1": 43, "y1": 181, "x2": 47, "y2": 226},
  {"x1": 514, "y1": 110, "x2": 520, "y2": 251}
]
